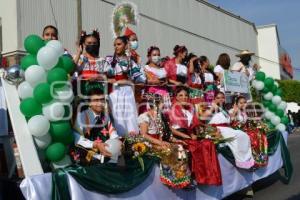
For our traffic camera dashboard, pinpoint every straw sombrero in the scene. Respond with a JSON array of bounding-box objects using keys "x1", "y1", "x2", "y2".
[{"x1": 236, "y1": 50, "x2": 255, "y2": 57}]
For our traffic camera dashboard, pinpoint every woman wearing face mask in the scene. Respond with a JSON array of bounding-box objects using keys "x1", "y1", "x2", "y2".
[
  {"x1": 73, "y1": 30, "x2": 106, "y2": 80},
  {"x1": 142, "y1": 46, "x2": 171, "y2": 112},
  {"x1": 164, "y1": 45, "x2": 189, "y2": 87},
  {"x1": 105, "y1": 36, "x2": 146, "y2": 136},
  {"x1": 124, "y1": 27, "x2": 141, "y2": 65},
  {"x1": 206, "y1": 92, "x2": 255, "y2": 169}
]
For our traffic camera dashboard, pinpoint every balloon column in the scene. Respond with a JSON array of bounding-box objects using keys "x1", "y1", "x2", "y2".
[
  {"x1": 19, "y1": 35, "x2": 75, "y2": 168},
  {"x1": 252, "y1": 71, "x2": 289, "y2": 132}
]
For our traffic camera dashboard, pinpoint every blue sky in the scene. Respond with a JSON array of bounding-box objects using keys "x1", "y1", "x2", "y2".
[{"x1": 207, "y1": 0, "x2": 300, "y2": 80}]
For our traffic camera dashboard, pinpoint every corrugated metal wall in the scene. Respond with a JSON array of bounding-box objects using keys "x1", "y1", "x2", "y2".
[
  {"x1": 18, "y1": 0, "x2": 258, "y2": 64},
  {"x1": 19, "y1": 0, "x2": 77, "y2": 54}
]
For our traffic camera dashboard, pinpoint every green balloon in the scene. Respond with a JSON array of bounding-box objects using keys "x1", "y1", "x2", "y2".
[
  {"x1": 266, "y1": 121, "x2": 275, "y2": 129},
  {"x1": 281, "y1": 116, "x2": 289, "y2": 125},
  {"x1": 262, "y1": 100, "x2": 271, "y2": 108},
  {"x1": 47, "y1": 68, "x2": 68, "y2": 89},
  {"x1": 33, "y1": 83, "x2": 53, "y2": 104},
  {"x1": 264, "y1": 78, "x2": 274, "y2": 89},
  {"x1": 20, "y1": 54, "x2": 38, "y2": 71},
  {"x1": 261, "y1": 87, "x2": 269, "y2": 94},
  {"x1": 20, "y1": 98, "x2": 42, "y2": 117},
  {"x1": 50, "y1": 121, "x2": 72, "y2": 143},
  {"x1": 276, "y1": 109, "x2": 284, "y2": 118},
  {"x1": 268, "y1": 104, "x2": 277, "y2": 112},
  {"x1": 270, "y1": 85, "x2": 278, "y2": 94},
  {"x1": 60, "y1": 56, "x2": 75, "y2": 74},
  {"x1": 24, "y1": 35, "x2": 45, "y2": 55},
  {"x1": 255, "y1": 71, "x2": 266, "y2": 81},
  {"x1": 62, "y1": 132, "x2": 74, "y2": 145},
  {"x1": 275, "y1": 88, "x2": 283, "y2": 96},
  {"x1": 45, "y1": 143, "x2": 66, "y2": 162}
]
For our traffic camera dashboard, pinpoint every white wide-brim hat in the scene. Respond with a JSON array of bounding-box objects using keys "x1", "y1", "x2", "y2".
[{"x1": 236, "y1": 50, "x2": 255, "y2": 57}]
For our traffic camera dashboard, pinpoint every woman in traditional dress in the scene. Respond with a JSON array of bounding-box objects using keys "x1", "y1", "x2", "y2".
[
  {"x1": 142, "y1": 46, "x2": 171, "y2": 112},
  {"x1": 206, "y1": 91, "x2": 255, "y2": 169},
  {"x1": 164, "y1": 45, "x2": 189, "y2": 87},
  {"x1": 169, "y1": 86, "x2": 222, "y2": 185},
  {"x1": 106, "y1": 36, "x2": 146, "y2": 136},
  {"x1": 229, "y1": 95, "x2": 268, "y2": 167}
]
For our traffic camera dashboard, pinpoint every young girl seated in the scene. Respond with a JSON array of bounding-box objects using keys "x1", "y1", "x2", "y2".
[
  {"x1": 71, "y1": 89, "x2": 120, "y2": 165},
  {"x1": 138, "y1": 94, "x2": 171, "y2": 149},
  {"x1": 229, "y1": 96, "x2": 268, "y2": 167},
  {"x1": 207, "y1": 92, "x2": 255, "y2": 169}
]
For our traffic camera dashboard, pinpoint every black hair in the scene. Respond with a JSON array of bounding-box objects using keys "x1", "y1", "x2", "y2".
[
  {"x1": 146, "y1": 46, "x2": 160, "y2": 65},
  {"x1": 173, "y1": 45, "x2": 188, "y2": 57},
  {"x1": 232, "y1": 95, "x2": 246, "y2": 106},
  {"x1": 147, "y1": 46, "x2": 160, "y2": 57},
  {"x1": 42, "y1": 25, "x2": 58, "y2": 39},
  {"x1": 175, "y1": 86, "x2": 189, "y2": 96},
  {"x1": 79, "y1": 30, "x2": 100, "y2": 46},
  {"x1": 87, "y1": 88, "x2": 104, "y2": 97},
  {"x1": 199, "y1": 55, "x2": 218, "y2": 81},
  {"x1": 111, "y1": 36, "x2": 129, "y2": 68},
  {"x1": 187, "y1": 53, "x2": 204, "y2": 83}
]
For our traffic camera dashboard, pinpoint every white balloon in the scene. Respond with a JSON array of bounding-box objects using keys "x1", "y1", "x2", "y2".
[
  {"x1": 34, "y1": 133, "x2": 52, "y2": 149},
  {"x1": 37, "y1": 46, "x2": 59, "y2": 70},
  {"x1": 263, "y1": 92, "x2": 273, "y2": 100},
  {"x1": 25, "y1": 65, "x2": 46, "y2": 87},
  {"x1": 18, "y1": 81, "x2": 33, "y2": 99},
  {"x1": 271, "y1": 116, "x2": 281, "y2": 126},
  {"x1": 105, "y1": 139, "x2": 122, "y2": 157},
  {"x1": 255, "y1": 81, "x2": 264, "y2": 90},
  {"x1": 42, "y1": 101, "x2": 65, "y2": 121},
  {"x1": 276, "y1": 123, "x2": 286, "y2": 132},
  {"x1": 274, "y1": 81, "x2": 279, "y2": 87},
  {"x1": 252, "y1": 80, "x2": 257, "y2": 87},
  {"x1": 264, "y1": 110, "x2": 273, "y2": 120},
  {"x1": 52, "y1": 155, "x2": 72, "y2": 169},
  {"x1": 272, "y1": 95, "x2": 282, "y2": 105},
  {"x1": 46, "y1": 40, "x2": 64, "y2": 57},
  {"x1": 54, "y1": 85, "x2": 74, "y2": 103},
  {"x1": 278, "y1": 101, "x2": 287, "y2": 111},
  {"x1": 28, "y1": 115, "x2": 50, "y2": 137}
]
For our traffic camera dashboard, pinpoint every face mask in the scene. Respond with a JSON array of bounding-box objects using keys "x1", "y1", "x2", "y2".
[
  {"x1": 130, "y1": 40, "x2": 138, "y2": 50},
  {"x1": 151, "y1": 56, "x2": 160, "y2": 64},
  {"x1": 85, "y1": 44, "x2": 99, "y2": 57}
]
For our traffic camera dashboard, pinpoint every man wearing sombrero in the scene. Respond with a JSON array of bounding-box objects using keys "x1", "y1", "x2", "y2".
[{"x1": 230, "y1": 50, "x2": 260, "y2": 81}]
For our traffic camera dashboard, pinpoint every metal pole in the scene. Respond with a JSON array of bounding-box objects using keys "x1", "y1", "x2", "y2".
[{"x1": 77, "y1": 0, "x2": 82, "y2": 40}]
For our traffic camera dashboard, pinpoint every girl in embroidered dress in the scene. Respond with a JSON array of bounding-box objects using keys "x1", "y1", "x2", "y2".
[
  {"x1": 142, "y1": 46, "x2": 171, "y2": 112},
  {"x1": 206, "y1": 92, "x2": 255, "y2": 169},
  {"x1": 229, "y1": 96, "x2": 268, "y2": 167},
  {"x1": 106, "y1": 36, "x2": 146, "y2": 136},
  {"x1": 73, "y1": 30, "x2": 106, "y2": 80},
  {"x1": 164, "y1": 45, "x2": 189, "y2": 88}
]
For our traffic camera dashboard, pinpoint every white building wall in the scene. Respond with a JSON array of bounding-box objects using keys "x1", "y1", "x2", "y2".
[
  {"x1": 81, "y1": 0, "x2": 258, "y2": 64},
  {"x1": 257, "y1": 25, "x2": 281, "y2": 79},
  {"x1": 0, "y1": 0, "x2": 19, "y2": 54},
  {"x1": 1, "y1": 0, "x2": 258, "y2": 65}
]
